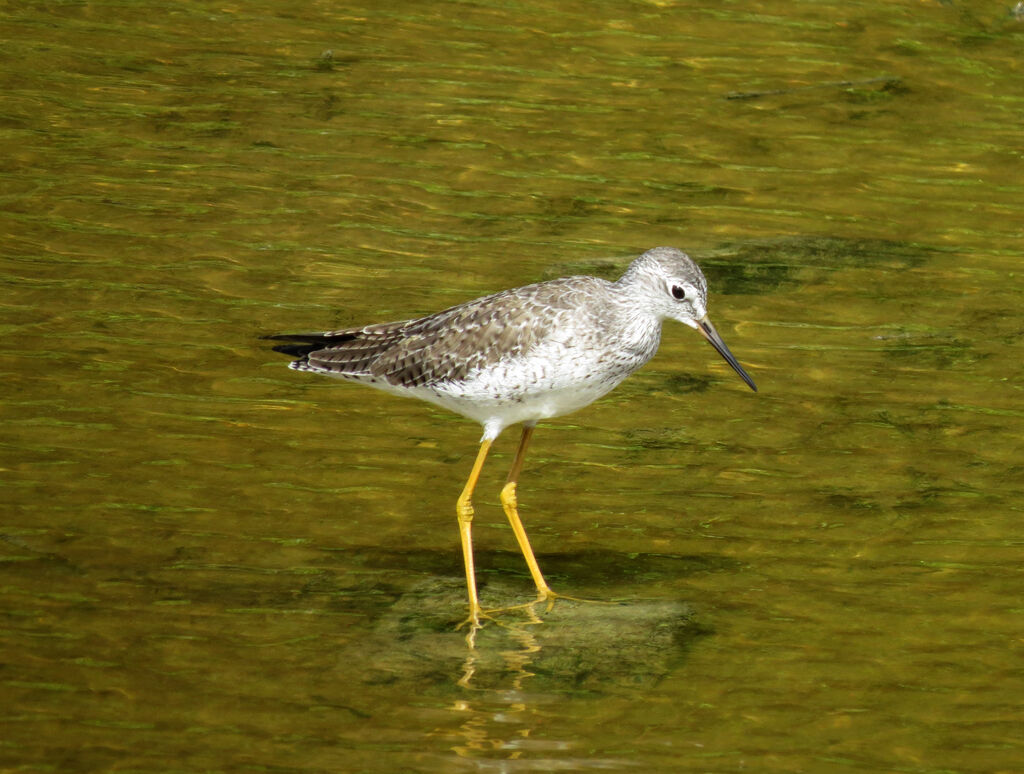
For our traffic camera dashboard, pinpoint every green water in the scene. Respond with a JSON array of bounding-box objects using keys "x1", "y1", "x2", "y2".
[{"x1": 2, "y1": 1, "x2": 1023, "y2": 772}]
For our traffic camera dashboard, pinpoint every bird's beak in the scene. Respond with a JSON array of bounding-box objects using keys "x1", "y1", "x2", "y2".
[{"x1": 697, "y1": 317, "x2": 757, "y2": 392}]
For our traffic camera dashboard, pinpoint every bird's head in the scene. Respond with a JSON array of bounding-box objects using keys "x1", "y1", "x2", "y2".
[{"x1": 622, "y1": 247, "x2": 757, "y2": 392}]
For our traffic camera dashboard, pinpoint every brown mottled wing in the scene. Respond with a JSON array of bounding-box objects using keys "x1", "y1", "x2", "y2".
[
  {"x1": 367, "y1": 277, "x2": 606, "y2": 387},
  {"x1": 271, "y1": 276, "x2": 607, "y2": 387}
]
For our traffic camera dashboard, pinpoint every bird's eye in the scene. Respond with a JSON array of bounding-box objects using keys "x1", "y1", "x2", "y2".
[{"x1": 671, "y1": 285, "x2": 687, "y2": 301}]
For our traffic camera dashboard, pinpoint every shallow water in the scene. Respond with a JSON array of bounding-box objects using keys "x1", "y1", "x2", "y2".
[{"x1": 2, "y1": 1, "x2": 1023, "y2": 772}]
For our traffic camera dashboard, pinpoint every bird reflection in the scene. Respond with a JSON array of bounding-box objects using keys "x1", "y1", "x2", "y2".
[{"x1": 446, "y1": 606, "x2": 549, "y2": 763}]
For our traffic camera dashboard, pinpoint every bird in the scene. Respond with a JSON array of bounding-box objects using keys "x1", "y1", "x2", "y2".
[{"x1": 266, "y1": 246, "x2": 756, "y2": 632}]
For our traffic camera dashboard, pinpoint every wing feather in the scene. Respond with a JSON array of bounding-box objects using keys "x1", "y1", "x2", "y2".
[{"x1": 266, "y1": 276, "x2": 611, "y2": 388}]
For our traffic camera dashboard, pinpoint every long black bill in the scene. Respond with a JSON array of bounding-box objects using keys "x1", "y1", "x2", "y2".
[{"x1": 697, "y1": 317, "x2": 757, "y2": 392}]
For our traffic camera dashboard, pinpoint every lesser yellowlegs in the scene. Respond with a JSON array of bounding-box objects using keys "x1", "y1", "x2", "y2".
[{"x1": 267, "y1": 247, "x2": 756, "y2": 630}]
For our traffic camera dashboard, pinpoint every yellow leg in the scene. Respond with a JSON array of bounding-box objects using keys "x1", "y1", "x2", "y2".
[
  {"x1": 456, "y1": 439, "x2": 492, "y2": 632},
  {"x1": 499, "y1": 426, "x2": 555, "y2": 604}
]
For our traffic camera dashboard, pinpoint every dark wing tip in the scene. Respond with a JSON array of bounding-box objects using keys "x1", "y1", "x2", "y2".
[{"x1": 262, "y1": 332, "x2": 356, "y2": 359}]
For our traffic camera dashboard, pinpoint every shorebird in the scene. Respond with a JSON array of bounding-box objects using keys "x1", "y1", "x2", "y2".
[{"x1": 267, "y1": 247, "x2": 756, "y2": 631}]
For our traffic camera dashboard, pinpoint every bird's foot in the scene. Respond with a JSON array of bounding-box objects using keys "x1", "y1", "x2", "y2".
[
  {"x1": 531, "y1": 587, "x2": 620, "y2": 612},
  {"x1": 456, "y1": 606, "x2": 500, "y2": 647},
  {"x1": 482, "y1": 587, "x2": 619, "y2": 620}
]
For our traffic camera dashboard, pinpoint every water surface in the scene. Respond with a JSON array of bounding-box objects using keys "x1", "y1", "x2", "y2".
[{"x1": 2, "y1": 1, "x2": 1023, "y2": 772}]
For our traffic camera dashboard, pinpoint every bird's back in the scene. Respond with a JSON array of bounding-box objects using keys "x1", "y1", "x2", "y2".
[{"x1": 269, "y1": 275, "x2": 625, "y2": 391}]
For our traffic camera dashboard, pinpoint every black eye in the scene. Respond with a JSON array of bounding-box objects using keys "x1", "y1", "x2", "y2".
[{"x1": 671, "y1": 285, "x2": 687, "y2": 301}]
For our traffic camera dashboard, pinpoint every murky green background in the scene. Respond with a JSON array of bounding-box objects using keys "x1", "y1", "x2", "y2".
[{"x1": 3, "y1": 1, "x2": 1023, "y2": 771}]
